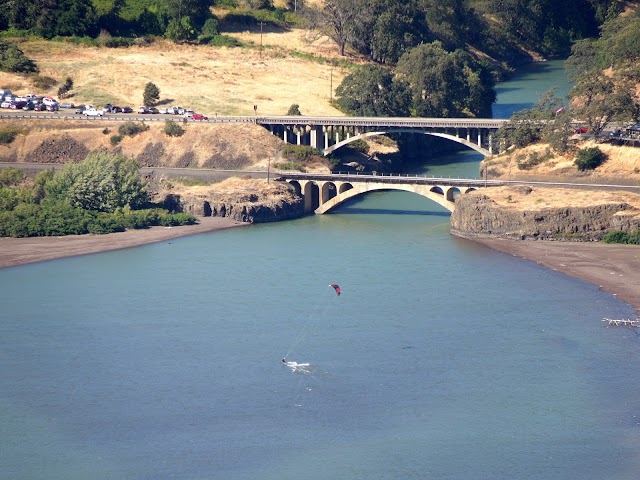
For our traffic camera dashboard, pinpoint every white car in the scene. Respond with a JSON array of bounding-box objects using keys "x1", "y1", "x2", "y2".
[
  {"x1": 0, "y1": 101, "x2": 11, "y2": 108},
  {"x1": 183, "y1": 109, "x2": 194, "y2": 118},
  {"x1": 43, "y1": 97, "x2": 58, "y2": 106},
  {"x1": 84, "y1": 108, "x2": 104, "y2": 117}
]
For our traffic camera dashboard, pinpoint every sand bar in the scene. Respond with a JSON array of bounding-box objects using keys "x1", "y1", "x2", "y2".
[
  {"x1": 0, "y1": 217, "x2": 248, "y2": 269},
  {"x1": 473, "y1": 238, "x2": 640, "y2": 314}
]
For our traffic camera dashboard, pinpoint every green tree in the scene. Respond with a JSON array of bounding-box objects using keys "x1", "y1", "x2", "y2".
[
  {"x1": 396, "y1": 41, "x2": 495, "y2": 118},
  {"x1": 496, "y1": 88, "x2": 567, "y2": 149},
  {"x1": 335, "y1": 64, "x2": 411, "y2": 117},
  {"x1": 165, "y1": 16, "x2": 196, "y2": 42},
  {"x1": 0, "y1": 40, "x2": 38, "y2": 73},
  {"x1": 286, "y1": 104, "x2": 302, "y2": 115},
  {"x1": 574, "y1": 146, "x2": 607, "y2": 171},
  {"x1": 568, "y1": 72, "x2": 630, "y2": 136},
  {"x1": 143, "y1": 82, "x2": 161, "y2": 107},
  {"x1": 46, "y1": 152, "x2": 148, "y2": 212},
  {"x1": 57, "y1": 76, "x2": 74, "y2": 98},
  {"x1": 32, "y1": 168, "x2": 55, "y2": 204}
]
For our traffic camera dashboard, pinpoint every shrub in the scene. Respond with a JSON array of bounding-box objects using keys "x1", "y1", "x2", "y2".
[
  {"x1": 0, "y1": 167, "x2": 24, "y2": 187},
  {"x1": 57, "y1": 77, "x2": 73, "y2": 98},
  {"x1": 603, "y1": 230, "x2": 629, "y2": 244},
  {"x1": 347, "y1": 139, "x2": 370, "y2": 154},
  {"x1": 286, "y1": 104, "x2": 302, "y2": 115},
  {"x1": 118, "y1": 121, "x2": 149, "y2": 137},
  {"x1": 603, "y1": 230, "x2": 640, "y2": 245},
  {"x1": 164, "y1": 119, "x2": 185, "y2": 137},
  {"x1": 517, "y1": 150, "x2": 552, "y2": 170},
  {"x1": 205, "y1": 35, "x2": 243, "y2": 47},
  {"x1": 201, "y1": 18, "x2": 219, "y2": 36},
  {"x1": 281, "y1": 145, "x2": 322, "y2": 161},
  {"x1": 110, "y1": 134, "x2": 123, "y2": 145},
  {"x1": 32, "y1": 75, "x2": 57, "y2": 90},
  {"x1": 574, "y1": 146, "x2": 606, "y2": 171},
  {"x1": 0, "y1": 126, "x2": 20, "y2": 144}
]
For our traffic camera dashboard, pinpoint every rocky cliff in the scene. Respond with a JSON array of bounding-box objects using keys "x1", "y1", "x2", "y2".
[
  {"x1": 154, "y1": 178, "x2": 305, "y2": 224},
  {"x1": 450, "y1": 186, "x2": 640, "y2": 241}
]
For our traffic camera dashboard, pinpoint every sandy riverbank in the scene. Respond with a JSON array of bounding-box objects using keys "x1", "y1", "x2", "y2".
[
  {"x1": 473, "y1": 238, "x2": 640, "y2": 315},
  {"x1": 0, "y1": 217, "x2": 248, "y2": 269}
]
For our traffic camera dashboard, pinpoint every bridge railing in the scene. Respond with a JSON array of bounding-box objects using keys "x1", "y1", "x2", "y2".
[{"x1": 276, "y1": 170, "x2": 506, "y2": 187}]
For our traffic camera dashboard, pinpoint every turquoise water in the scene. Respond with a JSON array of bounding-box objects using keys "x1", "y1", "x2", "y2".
[
  {"x1": 493, "y1": 59, "x2": 572, "y2": 119},
  {"x1": 3, "y1": 61, "x2": 640, "y2": 480}
]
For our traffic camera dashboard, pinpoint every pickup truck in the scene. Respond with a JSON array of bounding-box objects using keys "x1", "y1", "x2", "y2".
[{"x1": 84, "y1": 108, "x2": 104, "y2": 117}]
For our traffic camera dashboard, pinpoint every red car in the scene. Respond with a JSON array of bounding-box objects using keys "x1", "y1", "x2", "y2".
[
  {"x1": 192, "y1": 113, "x2": 208, "y2": 121},
  {"x1": 572, "y1": 126, "x2": 588, "y2": 134}
]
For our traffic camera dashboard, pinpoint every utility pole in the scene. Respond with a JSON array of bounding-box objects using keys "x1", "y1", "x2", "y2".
[{"x1": 259, "y1": 22, "x2": 265, "y2": 58}]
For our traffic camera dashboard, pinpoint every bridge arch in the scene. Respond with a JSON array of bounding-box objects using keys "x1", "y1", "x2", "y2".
[
  {"x1": 323, "y1": 129, "x2": 491, "y2": 157},
  {"x1": 287, "y1": 180, "x2": 459, "y2": 214}
]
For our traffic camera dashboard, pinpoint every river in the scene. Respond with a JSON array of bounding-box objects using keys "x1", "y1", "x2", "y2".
[{"x1": 2, "y1": 61, "x2": 640, "y2": 480}]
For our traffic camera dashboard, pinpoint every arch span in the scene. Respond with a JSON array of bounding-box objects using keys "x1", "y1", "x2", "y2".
[
  {"x1": 311, "y1": 181, "x2": 457, "y2": 214},
  {"x1": 323, "y1": 129, "x2": 491, "y2": 157}
]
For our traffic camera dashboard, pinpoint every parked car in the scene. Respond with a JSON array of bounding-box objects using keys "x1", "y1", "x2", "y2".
[
  {"x1": 159, "y1": 107, "x2": 169, "y2": 114},
  {"x1": 111, "y1": 106, "x2": 122, "y2": 113},
  {"x1": 572, "y1": 126, "x2": 588, "y2": 134},
  {"x1": 75, "y1": 105, "x2": 86, "y2": 114},
  {"x1": 149, "y1": 107, "x2": 160, "y2": 114},
  {"x1": 46, "y1": 103, "x2": 59, "y2": 112},
  {"x1": 122, "y1": 106, "x2": 133, "y2": 113},
  {"x1": 59, "y1": 102, "x2": 75, "y2": 109},
  {"x1": 183, "y1": 109, "x2": 194, "y2": 118},
  {"x1": 42, "y1": 97, "x2": 58, "y2": 106},
  {"x1": 33, "y1": 103, "x2": 46, "y2": 111},
  {"x1": 10, "y1": 101, "x2": 27, "y2": 109},
  {"x1": 138, "y1": 106, "x2": 149, "y2": 114},
  {"x1": 84, "y1": 108, "x2": 103, "y2": 116},
  {"x1": 192, "y1": 113, "x2": 208, "y2": 121},
  {"x1": 22, "y1": 102, "x2": 35, "y2": 111},
  {"x1": 0, "y1": 101, "x2": 11, "y2": 108}
]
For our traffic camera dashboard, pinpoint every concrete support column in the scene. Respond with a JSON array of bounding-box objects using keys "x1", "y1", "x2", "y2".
[
  {"x1": 283, "y1": 129, "x2": 289, "y2": 144},
  {"x1": 310, "y1": 126, "x2": 323, "y2": 150},
  {"x1": 489, "y1": 133, "x2": 493, "y2": 154},
  {"x1": 466, "y1": 129, "x2": 471, "y2": 142},
  {"x1": 477, "y1": 131, "x2": 482, "y2": 146},
  {"x1": 297, "y1": 130, "x2": 302, "y2": 145},
  {"x1": 325, "y1": 129, "x2": 329, "y2": 150}
]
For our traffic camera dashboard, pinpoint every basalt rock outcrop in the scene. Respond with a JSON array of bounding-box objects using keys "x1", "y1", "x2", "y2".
[
  {"x1": 451, "y1": 191, "x2": 640, "y2": 241},
  {"x1": 160, "y1": 190, "x2": 304, "y2": 223}
]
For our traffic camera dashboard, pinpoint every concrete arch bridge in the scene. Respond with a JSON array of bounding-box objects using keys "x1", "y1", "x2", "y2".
[
  {"x1": 278, "y1": 172, "x2": 504, "y2": 214},
  {"x1": 258, "y1": 116, "x2": 507, "y2": 157}
]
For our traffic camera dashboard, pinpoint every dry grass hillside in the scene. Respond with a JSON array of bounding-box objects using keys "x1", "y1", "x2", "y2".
[
  {"x1": 0, "y1": 119, "x2": 286, "y2": 170},
  {"x1": 482, "y1": 140, "x2": 640, "y2": 185},
  {"x1": 0, "y1": 32, "x2": 346, "y2": 117},
  {"x1": 470, "y1": 185, "x2": 640, "y2": 215}
]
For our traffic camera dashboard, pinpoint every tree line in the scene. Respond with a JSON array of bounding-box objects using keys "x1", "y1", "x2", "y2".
[
  {"x1": 0, "y1": 153, "x2": 195, "y2": 237},
  {"x1": 0, "y1": 1, "x2": 618, "y2": 61}
]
